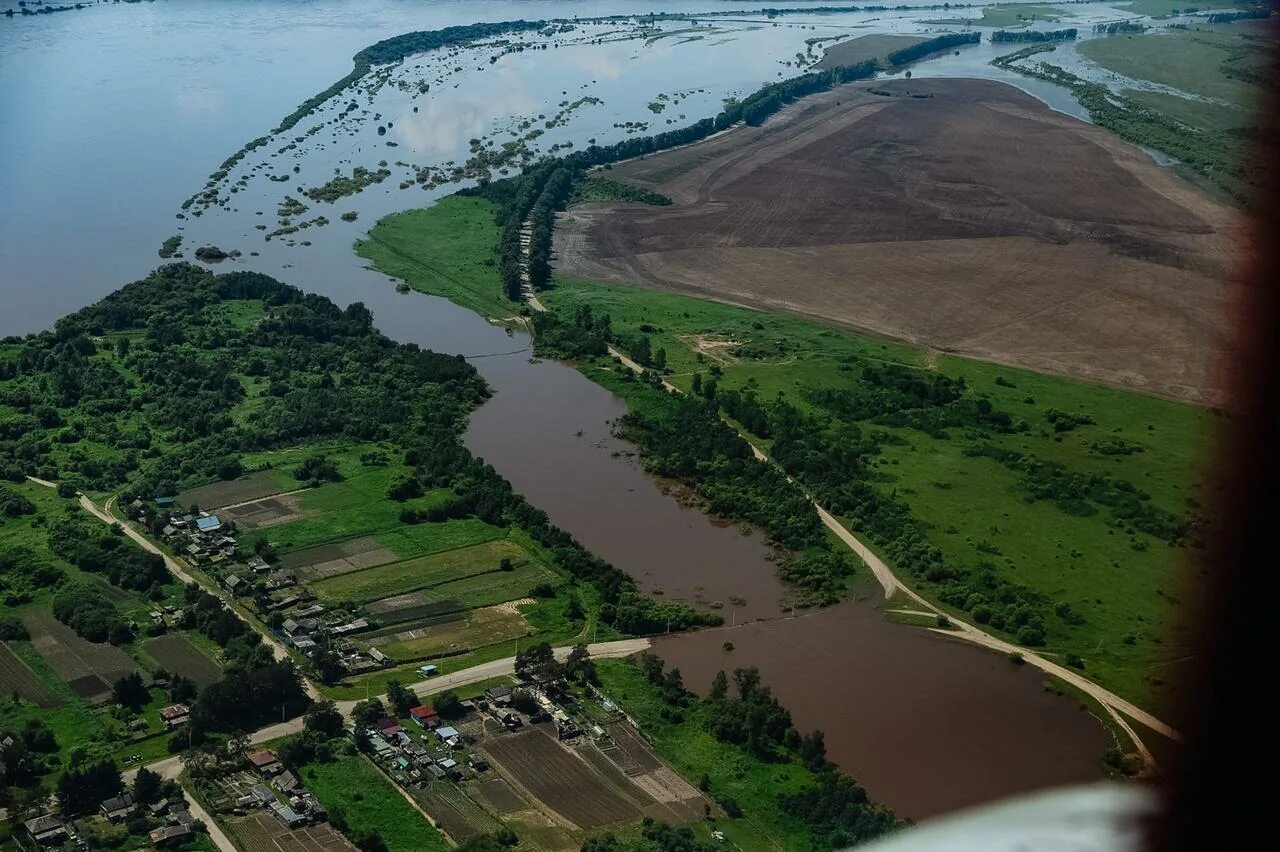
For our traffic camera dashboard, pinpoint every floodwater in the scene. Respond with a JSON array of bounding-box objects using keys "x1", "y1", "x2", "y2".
[
  {"x1": 1, "y1": 0, "x2": 1156, "y2": 821},
  {"x1": 656, "y1": 603, "x2": 1113, "y2": 818}
]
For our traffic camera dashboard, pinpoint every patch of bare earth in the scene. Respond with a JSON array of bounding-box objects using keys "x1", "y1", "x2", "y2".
[{"x1": 554, "y1": 78, "x2": 1242, "y2": 404}]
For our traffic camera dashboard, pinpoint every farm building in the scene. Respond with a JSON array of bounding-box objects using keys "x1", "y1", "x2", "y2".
[
  {"x1": 100, "y1": 794, "x2": 136, "y2": 822},
  {"x1": 248, "y1": 750, "x2": 282, "y2": 775},
  {"x1": 159, "y1": 703, "x2": 190, "y2": 728},
  {"x1": 269, "y1": 800, "x2": 307, "y2": 827},
  {"x1": 195, "y1": 515, "x2": 223, "y2": 533},
  {"x1": 275, "y1": 769, "x2": 301, "y2": 794},
  {"x1": 409, "y1": 705, "x2": 440, "y2": 729},
  {"x1": 149, "y1": 824, "x2": 193, "y2": 847},
  {"x1": 23, "y1": 814, "x2": 66, "y2": 845}
]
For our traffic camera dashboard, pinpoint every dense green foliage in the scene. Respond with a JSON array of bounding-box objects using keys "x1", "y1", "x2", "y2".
[
  {"x1": 992, "y1": 28, "x2": 1077, "y2": 42},
  {"x1": 0, "y1": 263, "x2": 485, "y2": 494},
  {"x1": 570, "y1": 178, "x2": 673, "y2": 207},
  {"x1": 885, "y1": 32, "x2": 979, "y2": 66},
  {"x1": 632, "y1": 654, "x2": 898, "y2": 848}
]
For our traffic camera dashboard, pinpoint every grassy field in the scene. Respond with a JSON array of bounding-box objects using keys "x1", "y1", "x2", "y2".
[
  {"x1": 310, "y1": 539, "x2": 549, "y2": 605},
  {"x1": 1078, "y1": 23, "x2": 1266, "y2": 123},
  {"x1": 923, "y1": 3, "x2": 1066, "y2": 27},
  {"x1": 355, "y1": 195, "x2": 512, "y2": 320},
  {"x1": 301, "y1": 752, "x2": 449, "y2": 852},
  {"x1": 539, "y1": 276, "x2": 1208, "y2": 706},
  {"x1": 595, "y1": 659, "x2": 821, "y2": 852}
]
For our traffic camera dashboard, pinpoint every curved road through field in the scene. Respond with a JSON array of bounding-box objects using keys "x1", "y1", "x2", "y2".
[{"x1": 523, "y1": 294, "x2": 1179, "y2": 767}]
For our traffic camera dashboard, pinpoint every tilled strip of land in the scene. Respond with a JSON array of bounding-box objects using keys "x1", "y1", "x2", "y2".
[{"x1": 554, "y1": 78, "x2": 1241, "y2": 404}]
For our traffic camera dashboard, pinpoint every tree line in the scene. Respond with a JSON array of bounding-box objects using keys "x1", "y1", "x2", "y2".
[
  {"x1": 992, "y1": 28, "x2": 1078, "y2": 43},
  {"x1": 634, "y1": 653, "x2": 899, "y2": 849}
]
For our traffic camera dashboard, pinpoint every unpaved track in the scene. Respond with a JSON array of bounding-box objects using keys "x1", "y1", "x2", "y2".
[
  {"x1": 555, "y1": 77, "x2": 1241, "y2": 405},
  {"x1": 523, "y1": 294, "x2": 1178, "y2": 766}
]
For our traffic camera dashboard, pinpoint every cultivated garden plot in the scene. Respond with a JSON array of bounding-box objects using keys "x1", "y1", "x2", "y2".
[
  {"x1": 0, "y1": 642, "x2": 60, "y2": 708},
  {"x1": 23, "y1": 611, "x2": 138, "y2": 702},
  {"x1": 178, "y1": 469, "x2": 296, "y2": 511},
  {"x1": 481, "y1": 726, "x2": 643, "y2": 830},
  {"x1": 143, "y1": 633, "x2": 222, "y2": 688},
  {"x1": 226, "y1": 811, "x2": 357, "y2": 852}
]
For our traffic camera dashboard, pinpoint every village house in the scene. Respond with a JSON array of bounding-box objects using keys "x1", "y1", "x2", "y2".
[
  {"x1": 247, "y1": 555, "x2": 270, "y2": 573},
  {"x1": 100, "y1": 793, "x2": 136, "y2": 822},
  {"x1": 373, "y1": 716, "x2": 403, "y2": 736},
  {"x1": 269, "y1": 800, "x2": 307, "y2": 828},
  {"x1": 248, "y1": 750, "x2": 282, "y2": 775},
  {"x1": 23, "y1": 814, "x2": 66, "y2": 846},
  {"x1": 434, "y1": 725, "x2": 461, "y2": 747},
  {"x1": 485, "y1": 684, "x2": 513, "y2": 707},
  {"x1": 195, "y1": 515, "x2": 223, "y2": 533},
  {"x1": 274, "y1": 769, "x2": 301, "y2": 794},
  {"x1": 223, "y1": 574, "x2": 245, "y2": 593},
  {"x1": 266, "y1": 569, "x2": 296, "y2": 590},
  {"x1": 149, "y1": 824, "x2": 193, "y2": 847},
  {"x1": 409, "y1": 705, "x2": 440, "y2": 729},
  {"x1": 159, "y1": 703, "x2": 191, "y2": 728}
]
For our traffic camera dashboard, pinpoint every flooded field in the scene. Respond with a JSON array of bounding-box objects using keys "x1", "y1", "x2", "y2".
[
  {"x1": 0, "y1": 0, "x2": 1179, "y2": 822},
  {"x1": 656, "y1": 602, "x2": 1115, "y2": 819}
]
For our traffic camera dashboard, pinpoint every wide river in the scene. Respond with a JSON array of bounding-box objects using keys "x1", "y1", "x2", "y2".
[{"x1": 1, "y1": 0, "x2": 1148, "y2": 819}]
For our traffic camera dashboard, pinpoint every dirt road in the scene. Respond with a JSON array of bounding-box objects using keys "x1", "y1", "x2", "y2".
[{"x1": 521, "y1": 293, "x2": 1178, "y2": 766}]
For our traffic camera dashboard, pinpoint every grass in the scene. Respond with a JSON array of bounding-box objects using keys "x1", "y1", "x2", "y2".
[
  {"x1": 310, "y1": 539, "x2": 549, "y2": 605},
  {"x1": 301, "y1": 751, "x2": 449, "y2": 852},
  {"x1": 1078, "y1": 24, "x2": 1266, "y2": 116},
  {"x1": 595, "y1": 659, "x2": 821, "y2": 852},
  {"x1": 355, "y1": 195, "x2": 513, "y2": 320},
  {"x1": 923, "y1": 3, "x2": 1067, "y2": 27},
  {"x1": 540, "y1": 276, "x2": 1209, "y2": 707}
]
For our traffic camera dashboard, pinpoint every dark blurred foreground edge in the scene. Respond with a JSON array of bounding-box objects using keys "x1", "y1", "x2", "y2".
[{"x1": 1151, "y1": 15, "x2": 1278, "y2": 852}]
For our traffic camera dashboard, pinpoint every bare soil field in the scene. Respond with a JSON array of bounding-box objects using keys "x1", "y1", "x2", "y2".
[
  {"x1": 412, "y1": 783, "x2": 503, "y2": 841},
  {"x1": 22, "y1": 611, "x2": 137, "y2": 701},
  {"x1": 179, "y1": 470, "x2": 291, "y2": 510},
  {"x1": 555, "y1": 78, "x2": 1241, "y2": 404},
  {"x1": 474, "y1": 778, "x2": 527, "y2": 814},
  {"x1": 815, "y1": 34, "x2": 926, "y2": 69},
  {"x1": 144, "y1": 634, "x2": 221, "y2": 687},
  {"x1": 222, "y1": 494, "x2": 310, "y2": 529},
  {"x1": 280, "y1": 537, "x2": 399, "y2": 580},
  {"x1": 0, "y1": 642, "x2": 60, "y2": 707},
  {"x1": 481, "y1": 726, "x2": 641, "y2": 829},
  {"x1": 226, "y1": 812, "x2": 356, "y2": 852}
]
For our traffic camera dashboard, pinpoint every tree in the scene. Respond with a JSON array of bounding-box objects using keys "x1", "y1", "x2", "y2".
[
  {"x1": 132, "y1": 767, "x2": 163, "y2": 805},
  {"x1": 708, "y1": 670, "x2": 728, "y2": 702},
  {"x1": 514, "y1": 642, "x2": 563, "y2": 685},
  {"x1": 386, "y1": 680, "x2": 417, "y2": 718},
  {"x1": 434, "y1": 691, "x2": 465, "y2": 720},
  {"x1": 112, "y1": 672, "x2": 149, "y2": 712},
  {"x1": 168, "y1": 674, "x2": 198, "y2": 704},
  {"x1": 352, "y1": 698, "x2": 386, "y2": 730},
  {"x1": 564, "y1": 643, "x2": 597, "y2": 684},
  {"x1": 305, "y1": 700, "x2": 345, "y2": 739},
  {"x1": 56, "y1": 759, "x2": 122, "y2": 816}
]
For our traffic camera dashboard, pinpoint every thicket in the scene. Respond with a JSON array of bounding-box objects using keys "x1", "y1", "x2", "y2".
[
  {"x1": 886, "y1": 32, "x2": 979, "y2": 66},
  {"x1": 992, "y1": 28, "x2": 1077, "y2": 42},
  {"x1": 46, "y1": 514, "x2": 168, "y2": 592},
  {"x1": 52, "y1": 583, "x2": 133, "y2": 644},
  {"x1": 635, "y1": 654, "x2": 898, "y2": 847}
]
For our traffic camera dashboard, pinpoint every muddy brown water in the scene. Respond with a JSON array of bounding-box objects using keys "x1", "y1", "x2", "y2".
[
  {"x1": 655, "y1": 602, "x2": 1115, "y2": 819},
  {"x1": 465, "y1": 352, "x2": 791, "y2": 622}
]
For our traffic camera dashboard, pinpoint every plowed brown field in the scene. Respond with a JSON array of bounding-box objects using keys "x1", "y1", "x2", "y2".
[{"x1": 555, "y1": 78, "x2": 1240, "y2": 403}]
